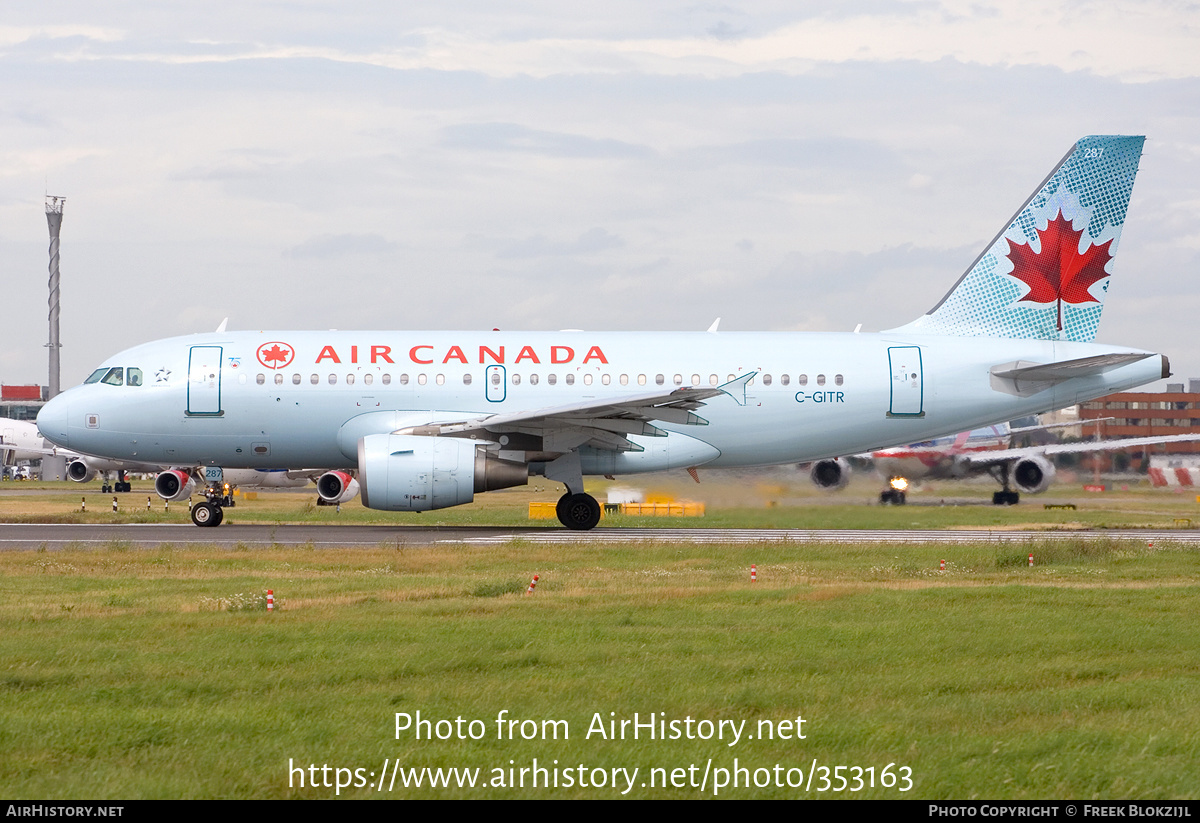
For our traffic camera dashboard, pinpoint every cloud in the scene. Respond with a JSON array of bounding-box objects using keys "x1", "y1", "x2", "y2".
[
  {"x1": 283, "y1": 233, "x2": 398, "y2": 259},
  {"x1": 496, "y1": 227, "x2": 624, "y2": 259},
  {"x1": 440, "y1": 123, "x2": 651, "y2": 159}
]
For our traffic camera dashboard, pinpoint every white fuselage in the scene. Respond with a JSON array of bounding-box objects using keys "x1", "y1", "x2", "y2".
[{"x1": 36, "y1": 330, "x2": 1165, "y2": 476}]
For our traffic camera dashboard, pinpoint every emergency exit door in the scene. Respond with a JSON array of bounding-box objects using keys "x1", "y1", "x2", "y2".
[{"x1": 887, "y1": 346, "x2": 924, "y2": 418}]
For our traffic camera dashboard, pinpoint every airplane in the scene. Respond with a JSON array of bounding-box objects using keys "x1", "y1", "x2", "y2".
[
  {"x1": 2, "y1": 416, "x2": 312, "y2": 497},
  {"x1": 36, "y1": 135, "x2": 1173, "y2": 530},
  {"x1": 807, "y1": 422, "x2": 1200, "y2": 505},
  {"x1": 2, "y1": 416, "x2": 159, "y2": 490}
]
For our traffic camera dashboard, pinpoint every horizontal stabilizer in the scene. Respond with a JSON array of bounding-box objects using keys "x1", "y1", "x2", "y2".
[{"x1": 990, "y1": 353, "x2": 1154, "y2": 397}]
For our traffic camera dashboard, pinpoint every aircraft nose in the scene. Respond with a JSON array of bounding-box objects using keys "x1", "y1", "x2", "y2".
[{"x1": 37, "y1": 394, "x2": 71, "y2": 448}]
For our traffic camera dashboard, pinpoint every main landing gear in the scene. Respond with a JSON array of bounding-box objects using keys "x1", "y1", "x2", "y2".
[
  {"x1": 987, "y1": 465, "x2": 1020, "y2": 506},
  {"x1": 556, "y1": 492, "x2": 602, "y2": 530},
  {"x1": 190, "y1": 481, "x2": 235, "y2": 527},
  {"x1": 101, "y1": 470, "x2": 133, "y2": 494}
]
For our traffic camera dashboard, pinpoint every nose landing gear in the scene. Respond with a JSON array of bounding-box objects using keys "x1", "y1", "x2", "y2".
[{"x1": 190, "y1": 480, "x2": 234, "y2": 527}]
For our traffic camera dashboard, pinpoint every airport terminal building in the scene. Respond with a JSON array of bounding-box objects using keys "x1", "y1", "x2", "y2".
[{"x1": 1078, "y1": 379, "x2": 1200, "y2": 456}]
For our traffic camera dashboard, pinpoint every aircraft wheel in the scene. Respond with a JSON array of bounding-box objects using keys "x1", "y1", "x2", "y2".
[
  {"x1": 557, "y1": 492, "x2": 601, "y2": 530},
  {"x1": 880, "y1": 489, "x2": 906, "y2": 505},
  {"x1": 191, "y1": 502, "x2": 223, "y2": 527},
  {"x1": 992, "y1": 491, "x2": 1020, "y2": 506}
]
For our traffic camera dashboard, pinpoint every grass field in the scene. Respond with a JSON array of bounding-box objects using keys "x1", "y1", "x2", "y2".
[{"x1": 1, "y1": 476, "x2": 1199, "y2": 799}]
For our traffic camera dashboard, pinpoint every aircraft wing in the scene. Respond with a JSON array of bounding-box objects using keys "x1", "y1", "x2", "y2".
[
  {"x1": 958, "y1": 433, "x2": 1200, "y2": 468},
  {"x1": 410, "y1": 386, "x2": 725, "y2": 452}
]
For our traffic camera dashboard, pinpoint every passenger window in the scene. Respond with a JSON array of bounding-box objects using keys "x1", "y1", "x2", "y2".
[
  {"x1": 798, "y1": 374, "x2": 808, "y2": 386},
  {"x1": 691, "y1": 374, "x2": 700, "y2": 385},
  {"x1": 102, "y1": 367, "x2": 124, "y2": 386},
  {"x1": 762, "y1": 374, "x2": 772, "y2": 386},
  {"x1": 656, "y1": 374, "x2": 665, "y2": 386},
  {"x1": 601, "y1": 374, "x2": 611, "y2": 386},
  {"x1": 817, "y1": 374, "x2": 826, "y2": 386},
  {"x1": 583, "y1": 374, "x2": 593, "y2": 386},
  {"x1": 364, "y1": 373, "x2": 373, "y2": 385},
  {"x1": 637, "y1": 374, "x2": 646, "y2": 386},
  {"x1": 436, "y1": 374, "x2": 445, "y2": 385},
  {"x1": 491, "y1": 372, "x2": 501, "y2": 386},
  {"x1": 529, "y1": 374, "x2": 539, "y2": 385},
  {"x1": 835, "y1": 374, "x2": 844, "y2": 386},
  {"x1": 547, "y1": 374, "x2": 556, "y2": 385},
  {"x1": 709, "y1": 375, "x2": 718, "y2": 386},
  {"x1": 382, "y1": 374, "x2": 392, "y2": 385},
  {"x1": 566, "y1": 374, "x2": 575, "y2": 386},
  {"x1": 310, "y1": 374, "x2": 319, "y2": 385},
  {"x1": 275, "y1": 374, "x2": 283, "y2": 385},
  {"x1": 127, "y1": 368, "x2": 143, "y2": 386},
  {"x1": 329, "y1": 374, "x2": 337, "y2": 384},
  {"x1": 619, "y1": 374, "x2": 628, "y2": 386},
  {"x1": 418, "y1": 374, "x2": 427, "y2": 386},
  {"x1": 780, "y1": 374, "x2": 790, "y2": 386},
  {"x1": 463, "y1": 374, "x2": 472, "y2": 385},
  {"x1": 673, "y1": 374, "x2": 683, "y2": 385},
  {"x1": 256, "y1": 374, "x2": 266, "y2": 385},
  {"x1": 292, "y1": 374, "x2": 301, "y2": 385},
  {"x1": 512, "y1": 374, "x2": 521, "y2": 385},
  {"x1": 727, "y1": 374, "x2": 735, "y2": 382},
  {"x1": 346, "y1": 374, "x2": 355, "y2": 385},
  {"x1": 397, "y1": 374, "x2": 406, "y2": 385}
]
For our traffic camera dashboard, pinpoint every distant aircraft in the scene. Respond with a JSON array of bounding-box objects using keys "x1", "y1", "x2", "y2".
[
  {"x1": 37, "y1": 136, "x2": 1174, "y2": 529},
  {"x1": 809, "y1": 422, "x2": 1200, "y2": 504},
  {"x1": 1, "y1": 417, "x2": 159, "y2": 490},
  {"x1": 3, "y1": 417, "x2": 313, "y2": 498}
]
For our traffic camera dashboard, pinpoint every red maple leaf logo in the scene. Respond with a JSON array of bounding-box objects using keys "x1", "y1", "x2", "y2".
[
  {"x1": 256, "y1": 342, "x2": 294, "y2": 369},
  {"x1": 1007, "y1": 211, "x2": 1113, "y2": 330}
]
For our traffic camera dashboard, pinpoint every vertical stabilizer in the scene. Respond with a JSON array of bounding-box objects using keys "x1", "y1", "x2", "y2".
[{"x1": 888, "y1": 135, "x2": 1144, "y2": 342}]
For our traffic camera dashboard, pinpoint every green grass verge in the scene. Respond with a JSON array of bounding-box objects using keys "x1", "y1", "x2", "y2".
[{"x1": 1, "y1": 537, "x2": 1197, "y2": 799}]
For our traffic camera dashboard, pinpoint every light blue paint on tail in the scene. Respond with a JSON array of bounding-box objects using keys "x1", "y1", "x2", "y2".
[{"x1": 890, "y1": 135, "x2": 1144, "y2": 342}]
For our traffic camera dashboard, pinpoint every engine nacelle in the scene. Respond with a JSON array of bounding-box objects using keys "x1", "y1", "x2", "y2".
[
  {"x1": 66, "y1": 460, "x2": 97, "y2": 484},
  {"x1": 1008, "y1": 455, "x2": 1055, "y2": 495},
  {"x1": 317, "y1": 470, "x2": 360, "y2": 504},
  {"x1": 358, "y1": 434, "x2": 527, "y2": 512},
  {"x1": 809, "y1": 458, "x2": 851, "y2": 490},
  {"x1": 155, "y1": 469, "x2": 196, "y2": 501}
]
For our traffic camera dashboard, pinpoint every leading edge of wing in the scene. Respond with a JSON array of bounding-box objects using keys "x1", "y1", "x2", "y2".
[
  {"x1": 439, "y1": 385, "x2": 723, "y2": 433},
  {"x1": 959, "y1": 433, "x2": 1200, "y2": 467}
]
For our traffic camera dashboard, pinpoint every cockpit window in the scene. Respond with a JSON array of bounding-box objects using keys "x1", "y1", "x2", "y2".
[
  {"x1": 84, "y1": 368, "x2": 109, "y2": 384},
  {"x1": 127, "y1": 368, "x2": 143, "y2": 387},
  {"x1": 100, "y1": 367, "x2": 124, "y2": 386}
]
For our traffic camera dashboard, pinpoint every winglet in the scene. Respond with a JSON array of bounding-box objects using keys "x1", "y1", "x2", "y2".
[
  {"x1": 707, "y1": 318, "x2": 721, "y2": 333},
  {"x1": 215, "y1": 318, "x2": 228, "y2": 333}
]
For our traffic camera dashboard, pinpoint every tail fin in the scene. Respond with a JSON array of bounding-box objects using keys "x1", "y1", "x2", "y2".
[{"x1": 888, "y1": 135, "x2": 1145, "y2": 342}]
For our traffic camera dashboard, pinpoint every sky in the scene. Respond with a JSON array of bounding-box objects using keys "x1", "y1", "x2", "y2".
[{"x1": 2, "y1": 1, "x2": 1199, "y2": 388}]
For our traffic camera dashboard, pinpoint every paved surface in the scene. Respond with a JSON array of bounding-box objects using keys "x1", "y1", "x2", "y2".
[{"x1": 1, "y1": 523, "x2": 1198, "y2": 550}]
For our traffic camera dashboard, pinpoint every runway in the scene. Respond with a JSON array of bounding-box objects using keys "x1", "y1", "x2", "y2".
[{"x1": 2, "y1": 522, "x2": 1199, "y2": 550}]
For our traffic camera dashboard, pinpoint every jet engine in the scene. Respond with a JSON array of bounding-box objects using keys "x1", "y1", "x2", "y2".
[
  {"x1": 357, "y1": 434, "x2": 527, "y2": 511},
  {"x1": 809, "y1": 458, "x2": 851, "y2": 490},
  {"x1": 316, "y1": 470, "x2": 360, "y2": 504},
  {"x1": 66, "y1": 459, "x2": 97, "y2": 483},
  {"x1": 155, "y1": 469, "x2": 196, "y2": 501},
  {"x1": 1008, "y1": 455, "x2": 1055, "y2": 495}
]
